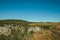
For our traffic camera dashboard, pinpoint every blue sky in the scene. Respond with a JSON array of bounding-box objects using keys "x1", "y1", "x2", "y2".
[{"x1": 0, "y1": 0, "x2": 60, "y2": 22}]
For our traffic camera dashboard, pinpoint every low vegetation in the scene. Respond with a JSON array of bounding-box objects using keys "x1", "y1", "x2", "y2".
[{"x1": 0, "y1": 19, "x2": 60, "y2": 40}]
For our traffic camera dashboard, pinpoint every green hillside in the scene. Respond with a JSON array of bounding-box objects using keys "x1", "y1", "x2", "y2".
[{"x1": 0, "y1": 19, "x2": 28, "y2": 24}]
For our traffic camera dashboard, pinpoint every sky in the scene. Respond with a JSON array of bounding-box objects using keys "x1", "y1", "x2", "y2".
[{"x1": 0, "y1": 0, "x2": 60, "y2": 22}]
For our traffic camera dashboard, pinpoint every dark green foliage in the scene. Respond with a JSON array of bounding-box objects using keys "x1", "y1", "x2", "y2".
[
  {"x1": 43, "y1": 26, "x2": 49, "y2": 30},
  {"x1": 0, "y1": 34, "x2": 12, "y2": 40}
]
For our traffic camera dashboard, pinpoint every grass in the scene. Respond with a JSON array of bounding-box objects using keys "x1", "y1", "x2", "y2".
[{"x1": 0, "y1": 19, "x2": 60, "y2": 40}]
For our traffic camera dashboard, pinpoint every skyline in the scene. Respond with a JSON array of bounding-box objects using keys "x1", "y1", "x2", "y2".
[{"x1": 0, "y1": 0, "x2": 60, "y2": 22}]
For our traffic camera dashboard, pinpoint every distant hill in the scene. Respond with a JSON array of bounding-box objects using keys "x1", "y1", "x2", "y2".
[{"x1": 0, "y1": 19, "x2": 28, "y2": 24}]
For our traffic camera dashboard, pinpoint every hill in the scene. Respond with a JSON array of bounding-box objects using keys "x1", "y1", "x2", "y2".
[{"x1": 0, "y1": 19, "x2": 28, "y2": 24}]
